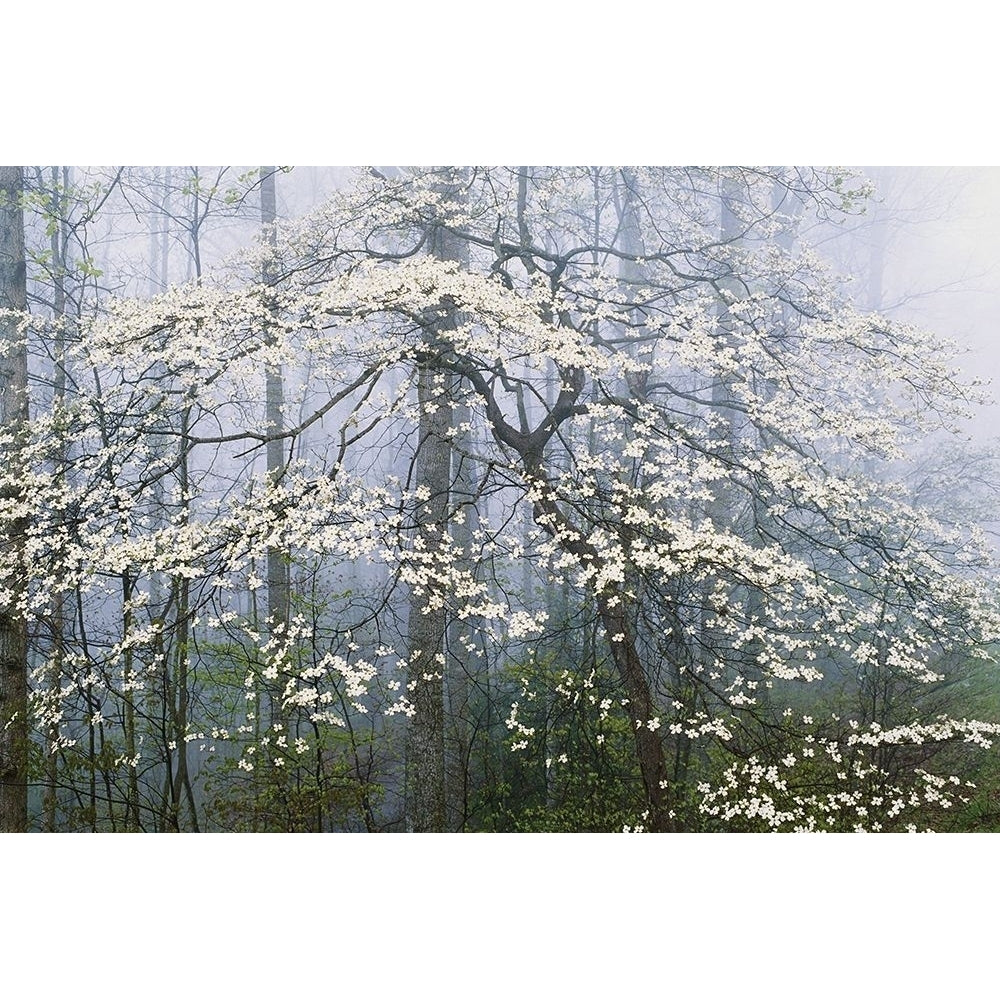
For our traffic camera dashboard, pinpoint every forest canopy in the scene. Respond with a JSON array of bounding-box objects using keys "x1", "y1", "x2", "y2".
[{"x1": 2, "y1": 165, "x2": 999, "y2": 833}]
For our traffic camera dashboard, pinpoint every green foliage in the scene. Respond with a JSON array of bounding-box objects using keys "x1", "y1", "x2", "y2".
[
  {"x1": 192, "y1": 607, "x2": 387, "y2": 832},
  {"x1": 202, "y1": 725, "x2": 381, "y2": 832},
  {"x1": 471, "y1": 654, "x2": 645, "y2": 832}
]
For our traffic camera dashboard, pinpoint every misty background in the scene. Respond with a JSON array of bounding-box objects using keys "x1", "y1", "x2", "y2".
[{"x1": 6, "y1": 164, "x2": 1000, "y2": 838}]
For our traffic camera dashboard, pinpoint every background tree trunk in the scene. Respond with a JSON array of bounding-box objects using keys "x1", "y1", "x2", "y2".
[
  {"x1": 406, "y1": 167, "x2": 466, "y2": 832},
  {"x1": 0, "y1": 166, "x2": 29, "y2": 832},
  {"x1": 261, "y1": 167, "x2": 290, "y2": 633}
]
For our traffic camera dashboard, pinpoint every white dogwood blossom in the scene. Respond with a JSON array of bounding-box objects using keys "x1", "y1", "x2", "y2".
[{"x1": 7, "y1": 165, "x2": 1000, "y2": 832}]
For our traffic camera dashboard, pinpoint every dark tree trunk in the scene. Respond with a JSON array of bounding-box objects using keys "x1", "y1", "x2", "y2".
[{"x1": 0, "y1": 166, "x2": 29, "y2": 832}]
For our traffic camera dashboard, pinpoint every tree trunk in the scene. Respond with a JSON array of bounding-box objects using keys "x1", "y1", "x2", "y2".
[
  {"x1": 406, "y1": 168, "x2": 466, "y2": 832},
  {"x1": 405, "y1": 365, "x2": 451, "y2": 831},
  {"x1": 261, "y1": 167, "x2": 290, "y2": 633},
  {"x1": 43, "y1": 166, "x2": 69, "y2": 831},
  {"x1": 597, "y1": 595, "x2": 674, "y2": 831},
  {"x1": 445, "y1": 395, "x2": 478, "y2": 830},
  {"x1": 0, "y1": 166, "x2": 29, "y2": 832}
]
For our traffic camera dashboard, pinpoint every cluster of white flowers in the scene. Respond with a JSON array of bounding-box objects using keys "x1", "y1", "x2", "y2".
[{"x1": 6, "y1": 165, "x2": 999, "y2": 832}]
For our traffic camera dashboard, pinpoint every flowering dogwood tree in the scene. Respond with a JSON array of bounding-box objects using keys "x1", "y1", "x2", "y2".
[{"x1": 4, "y1": 165, "x2": 999, "y2": 831}]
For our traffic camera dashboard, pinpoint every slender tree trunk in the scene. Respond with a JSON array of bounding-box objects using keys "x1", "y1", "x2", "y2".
[
  {"x1": 168, "y1": 413, "x2": 199, "y2": 832},
  {"x1": 445, "y1": 398, "x2": 478, "y2": 830},
  {"x1": 260, "y1": 168, "x2": 291, "y2": 822},
  {"x1": 406, "y1": 168, "x2": 465, "y2": 832},
  {"x1": 406, "y1": 364, "x2": 451, "y2": 831},
  {"x1": 0, "y1": 166, "x2": 29, "y2": 832},
  {"x1": 596, "y1": 594, "x2": 674, "y2": 830},
  {"x1": 164, "y1": 198, "x2": 205, "y2": 833},
  {"x1": 611, "y1": 168, "x2": 676, "y2": 828},
  {"x1": 122, "y1": 572, "x2": 140, "y2": 829},
  {"x1": 43, "y1": 166, "x2": 69, "y2": 831},
  {"x1": 260, "y1": 167, "x2": 289, "y2": 633},
  {"x1": 160, "y1": 166, "x2": 172, "y2": 291}
]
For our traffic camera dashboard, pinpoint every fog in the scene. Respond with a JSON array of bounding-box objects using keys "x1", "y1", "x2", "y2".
[
  {"x1": 843, "y1": 167, "x2": 1000, "y2": 435},
  {"x1": 6, "y1": 164, "x2": 1000, "y2": 842}
]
